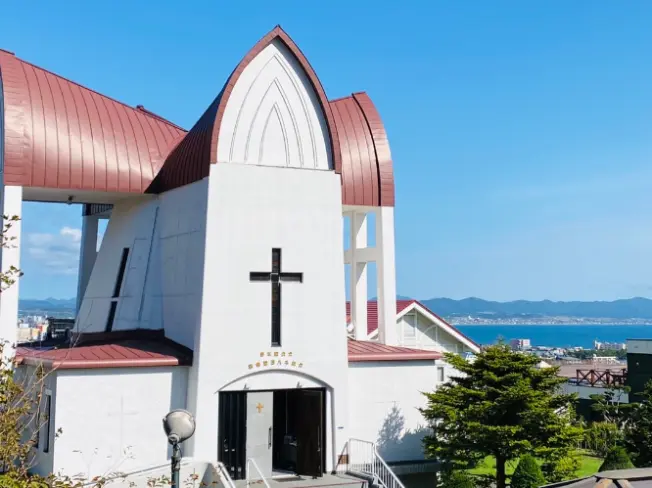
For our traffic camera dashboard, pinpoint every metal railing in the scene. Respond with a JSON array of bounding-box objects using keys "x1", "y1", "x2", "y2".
[
  {"x1": 214, "y1": 461, "x2": 237, "y2": 488},
  {"x1": 347, "y1": 438, "x2": 406, "y2": 488},
  {"x1": 246, "y1": 458, "x2": 271, "y2": 488}
]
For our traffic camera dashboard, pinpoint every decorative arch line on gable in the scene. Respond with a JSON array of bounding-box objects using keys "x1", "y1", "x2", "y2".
[{"x1": 210, "y1": 26, "x2": 342, "y2": 173}]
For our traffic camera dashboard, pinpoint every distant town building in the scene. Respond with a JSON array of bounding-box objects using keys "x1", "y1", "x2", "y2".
[
  {"x1": 594, "y1": 340, "x2": 627, "y2": 350},
  {"x1": 510, "y1": 338, "x2": 531, "y2": 350}
]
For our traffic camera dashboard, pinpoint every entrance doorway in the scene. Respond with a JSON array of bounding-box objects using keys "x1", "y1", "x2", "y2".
[{"x1": 218, "y1": 388, "x2": 325, "y2": 480}]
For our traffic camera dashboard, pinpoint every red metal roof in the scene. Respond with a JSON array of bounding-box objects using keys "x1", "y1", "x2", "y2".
[
  {"x1": 0, "y1": 50, "x2": 185, "y2": 192},
  {"x1": 1, "y1": 27, "x2": 395, "y2": 206},
  {"x1": 15, "y1": 330, "x2": 191, "y2": 370},
  {"x1": 331, "y1": 93, "x2": 395, "y2": 207},
  {"x1": 15, "y1": 325, "x2": 443, "y2": 369},
  {"x1": 347, "y1": 339, "x2": 441, "y2": 362},
  {"x1": 346, "y1": 299, "x2": 481, "y2": 349}
]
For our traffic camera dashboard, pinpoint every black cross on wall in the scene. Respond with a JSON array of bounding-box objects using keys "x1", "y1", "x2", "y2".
[{"x1": 250, "y1": 248, "x2": 303, "y2": 346}]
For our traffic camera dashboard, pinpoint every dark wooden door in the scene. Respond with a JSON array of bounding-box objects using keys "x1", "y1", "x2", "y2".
[
  {"x1": 218, "y1": 392, "x2": 247, "y2": 480},
  {"x1": 295, "y1": 389, "x2": 324, "y2": 477}
]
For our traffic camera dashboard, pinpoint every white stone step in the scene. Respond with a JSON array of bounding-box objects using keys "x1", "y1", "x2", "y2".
[{"x1": 234, "y1": 473, "x2": 368, "y2": 488}]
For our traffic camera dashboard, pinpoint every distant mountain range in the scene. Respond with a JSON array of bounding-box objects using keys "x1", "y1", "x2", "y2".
[
  {"x1": 419, "y1": 297, "x2": 652, "y2": 320},
  {"x1": 19, "y1": 298, "x2": 76, "y2": 311},
  {"x1": 19, "y1": 296, "x2": 652, "y2": 320}
]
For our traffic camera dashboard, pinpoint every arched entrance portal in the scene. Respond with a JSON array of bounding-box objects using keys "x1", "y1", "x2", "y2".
[{"x1": 217, "y1": 371, "x2": 329, "y2": 481}]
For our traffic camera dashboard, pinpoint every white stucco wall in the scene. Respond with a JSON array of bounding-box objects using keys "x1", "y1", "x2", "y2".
[
  {"x1": 76, "y1": 197, "x2": 158, "y2": 334},
  {"x1": 140, "y1": 179, "x2": 208, "y2": 348},
  {"x1": 188, "y1": 162, "x2": 348, "y2": 471},
  {"x1": 216, "y1": 39, "x2": 332, "y2": 170},
  {"x1": 347, "y1": 361, "x2": 440, "y2": 463},
  {"x1": 15, "y1": 365, "x2": 57, "y2": 477},
  {"x1": 75, "y1": 180, "x2": 208, "y2": 346},
  {"x1": 51, "y1": 367, "x2": 188, "y2": 479}
]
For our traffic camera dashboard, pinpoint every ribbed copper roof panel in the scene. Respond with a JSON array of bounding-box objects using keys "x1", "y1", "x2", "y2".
[
  {"x1": 0, "y1": 50, "x2": 185, "y2": 192},
  {"x1": 331, "y1": 92, "x2": 395, "y2": 207},
  {"x1": 147, "y1": 95, "x2": 220, "y2": 193}
]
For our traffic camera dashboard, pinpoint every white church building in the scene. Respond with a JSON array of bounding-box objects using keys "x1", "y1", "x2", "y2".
[{"x1": 0, "y1": 27, "x2": 480, "y2": 482}]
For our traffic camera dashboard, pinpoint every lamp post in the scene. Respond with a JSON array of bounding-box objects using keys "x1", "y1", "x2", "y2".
[{"x1": 163, "y1": 409, "x2": 196, "y2": 488}]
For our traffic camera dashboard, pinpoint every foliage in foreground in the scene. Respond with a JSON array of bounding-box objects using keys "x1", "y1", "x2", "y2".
[
  {"x1": 583, "y1": 422, "x2": 623, "y2": 459},
  {"x1": 442, "y1": 470, "x2": 475, "y2": 488},
  {"x1": 420, "y1": 344, "x2": 584, "y2": 488},
  {"x1": 624, "y1": 380, "x2": 652, "y2": 467},
  {"x1": 510, "y1": 455, "x2": 546, "y2": 488},
  {"x1": 599, "y1": 446, "x2": 634, "y2": 472},
  {"x1": 589, "y1": 385, "x2": 632, "y2": 428}
]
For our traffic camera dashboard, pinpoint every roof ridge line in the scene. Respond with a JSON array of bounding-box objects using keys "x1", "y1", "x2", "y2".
[{"x1": 11, "y1": 54, "x2": 185, "y2": 131}]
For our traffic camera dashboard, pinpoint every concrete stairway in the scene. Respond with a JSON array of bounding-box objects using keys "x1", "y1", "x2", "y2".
[{"x1": 234, "y1": 473, "x2": 368, "y2": 488}]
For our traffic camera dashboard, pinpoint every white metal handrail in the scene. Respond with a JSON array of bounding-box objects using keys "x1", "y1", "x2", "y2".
[
  {"x1": 214, "y1": 461, "x2": 237, "y2": 488},
  {"x1": 348, "y1": 438, "x2": 406, "y2": 488},
  {"x1": 246, "y1": 458, "x2": 271, "y2": 488}
]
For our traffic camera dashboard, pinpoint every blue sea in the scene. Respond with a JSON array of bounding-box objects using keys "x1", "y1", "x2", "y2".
[{"x1": 455, "y1": 324, "x2": 652, "y2": 349}]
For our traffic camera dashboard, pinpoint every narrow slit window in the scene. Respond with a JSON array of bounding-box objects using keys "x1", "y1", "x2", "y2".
[
  {"x1": 113, "y1": 248, "x2": 130, "y2": 298},
  {"x1": 35, "y1": 403, "x2": 40, "y2": 449},
  {"x1": 105, "y1": 300, "x2": 118, "y2": 332},
  {"x1": 43, "y1": 392, "x2": 52, "y2": 453},
  {"x1": 437, "y1": 367, "x2": 445, "y2": 383}
]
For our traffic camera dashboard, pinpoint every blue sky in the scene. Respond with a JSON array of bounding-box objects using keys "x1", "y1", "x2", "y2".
[{"x1": 2, "y1": 1, "x2": 652, "y2": 302}]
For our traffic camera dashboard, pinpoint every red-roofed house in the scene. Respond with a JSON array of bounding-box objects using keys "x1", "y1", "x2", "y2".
[
  {"x1": 346, "y1": 299, "x2": 480, "y2": 355},
  {"x1": 3, "y1": 27, "x2": 463, "y2": 483}
]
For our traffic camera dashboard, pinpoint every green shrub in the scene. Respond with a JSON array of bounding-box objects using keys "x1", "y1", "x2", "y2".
[
  {"x1": 511, "y1": 455, "x2": 546, "y2": 488},
  {"x1": 541, "y1": 454, "x2": 580, "y2": 483},
  {"x1": 584, "y1": 422, "x2": 622, "y2": 458},
  {"x1": 599, "y1": 446, "x2": 634, "y2": 472},
  {"x1": 442, "y1": 470, "x2": 475, "y2": 488}
]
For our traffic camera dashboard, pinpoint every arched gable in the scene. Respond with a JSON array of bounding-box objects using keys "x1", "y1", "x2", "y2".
[{"x1": 211, "y1": 26, "x2": 341, "y2": 171}]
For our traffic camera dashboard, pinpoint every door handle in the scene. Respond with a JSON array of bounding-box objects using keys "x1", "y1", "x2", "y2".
[{"x1": 268, "y1": 427, "x2": 272, "y2": 448}]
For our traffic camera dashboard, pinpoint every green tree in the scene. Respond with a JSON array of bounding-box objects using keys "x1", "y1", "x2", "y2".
[
  {"x1": 442, "y1": 471, "x2": 475, "y2": 488},
  {"x1": 599, "y1": 446, "x2": 634, "y2": 471},
  {"x1": 624, "y1": 380, "x2": 652, "y2": 467},
  {"x1": 590, "y1": 385, "x2": 632, "y2": 427},
  {"x1": 511, "y1": 455, "x2": 545, "y2": 488},
  {"x1": 420, "y1": 345, "x2": 584, "y2": 488},
  {"x1": 584, "y1": 422, "x2": 623, "y2": 458}
]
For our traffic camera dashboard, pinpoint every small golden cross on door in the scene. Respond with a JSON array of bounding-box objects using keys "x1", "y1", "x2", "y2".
[{"x1": 256, "y1": 402, "x2": 264, "y2": 413}]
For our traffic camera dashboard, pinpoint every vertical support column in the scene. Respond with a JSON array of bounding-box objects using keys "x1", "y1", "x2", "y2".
[
  {"x1": 0, "y1": 185, "x2": 23, "y2": 357},
  {"x1": 76, "y1": 205, "x2": 99, "y2": 314},
  {"x1": 375, "y1": 206, "x2": 397, "y2": 345},
  {"x1": 349, "y1": 212, "x2": 368, "y2": 340}
]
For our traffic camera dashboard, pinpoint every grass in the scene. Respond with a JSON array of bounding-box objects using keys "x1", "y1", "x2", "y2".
[{"x1": 467, "y1": 450, "x2": 603, "y2": 480}]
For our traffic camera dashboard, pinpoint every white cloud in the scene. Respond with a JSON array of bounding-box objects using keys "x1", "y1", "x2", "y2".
[{"x1": 25, "y1": 227, "x2": 103, "y2": 276}]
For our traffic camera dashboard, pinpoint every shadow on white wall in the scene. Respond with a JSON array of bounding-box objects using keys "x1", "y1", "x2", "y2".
[{"x1": 376, "y1": 404, "x2": 431, "y2": 462}]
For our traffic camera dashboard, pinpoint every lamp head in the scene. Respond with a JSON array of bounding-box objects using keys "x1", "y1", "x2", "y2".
[{"x1": 163, "y1": 409, "x2": 196, "y2": 445}]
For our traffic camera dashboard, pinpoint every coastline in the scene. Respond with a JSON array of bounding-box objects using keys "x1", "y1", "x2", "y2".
[{"x1": 449, "y1": 322, "x2": 652, "y2": 326}]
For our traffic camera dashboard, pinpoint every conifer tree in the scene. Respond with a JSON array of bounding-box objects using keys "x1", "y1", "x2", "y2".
[
  {"x1": 420, "y1": 344, "x2": 583, "y2": 488},
  {"x1": 442, "y1": 470, "x2": 475, "y2": 488},
  {"x1": 599, "y1": 446, "x2": 634, "y2": 472},
  {"x1": 511, "y1": 455, "x2": 546, "y2": 488}
]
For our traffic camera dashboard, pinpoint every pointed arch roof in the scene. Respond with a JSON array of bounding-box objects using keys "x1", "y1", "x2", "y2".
[
  {"x1": 148, "y1": 25, "x2": 343, "y2": 193},
  {"x1": 0, "y1": 49, "x2": 185, "y2": 193},
  {"x1": 1, "y1": 27, "x2": 395, "y2": 206}
]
